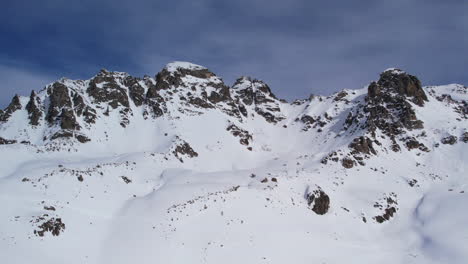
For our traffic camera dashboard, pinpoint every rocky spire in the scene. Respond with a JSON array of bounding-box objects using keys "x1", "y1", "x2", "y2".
[
  {"x1": 0, "y1": 94, "x2": 22, "y2": 122},
  {"x1": 25, "y1": 90, "x2": 43, "y2": 126}
]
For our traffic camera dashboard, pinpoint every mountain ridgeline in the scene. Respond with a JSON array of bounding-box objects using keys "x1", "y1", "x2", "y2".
[
  {"x1": 1, "y1": 62, "x2": 468, "y2": 264},
  {"x1": 0, "y1": 62, "x2": 466, "y2": 168}
]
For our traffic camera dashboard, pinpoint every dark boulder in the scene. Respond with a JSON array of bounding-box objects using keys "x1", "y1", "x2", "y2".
[
  {"x1": 341, "y1": 157, "x2": 355, "y2": 169},
  {"x1": 441, "y1": 135, "x2": 458, "y2": 145},
  {"x1": 306, "y1": 187, "x2": 330, "y2": 215}
]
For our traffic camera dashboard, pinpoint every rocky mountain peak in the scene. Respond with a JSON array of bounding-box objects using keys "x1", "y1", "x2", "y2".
[
  {"x1": 155, "y1": 62, "x2": 219, "y2": 89},
  {"x1": 0, "y1": 94, "x2": 22, "y2": 122},
  {"x1": 341, "y1": 69, "x2": 432, "y2": 157},
  {"x1": 25, "y1": 90, "x2": 43, "y2": 126},
  {"x1": 369, "y1": 68, "x2": 428, "y2": 106}
]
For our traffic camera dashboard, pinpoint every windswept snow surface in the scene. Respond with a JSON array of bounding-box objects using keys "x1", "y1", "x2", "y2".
[{"x1": 0, "y1": 64, "x2": 467, "y2": 264}]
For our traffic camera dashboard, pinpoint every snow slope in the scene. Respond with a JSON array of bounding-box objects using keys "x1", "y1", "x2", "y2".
[{"x1": 0, "y1": 63, "x2": 467, "y2": 264}]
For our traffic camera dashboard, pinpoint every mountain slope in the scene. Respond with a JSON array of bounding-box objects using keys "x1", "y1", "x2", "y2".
[{"x1": 0, "y1": 62, "x2": 467, "y2": 264}]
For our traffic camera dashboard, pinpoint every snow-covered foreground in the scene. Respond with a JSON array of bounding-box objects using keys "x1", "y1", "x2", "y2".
[{"x1": 0, "y1": 62, "x2": 467, "y2": 263}]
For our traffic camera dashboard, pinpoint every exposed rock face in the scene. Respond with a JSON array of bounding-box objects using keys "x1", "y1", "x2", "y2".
[
  {"x1": 124, "y1": 76, "x2": 146, "y2": 107},
  {"x1": 341, "y1": 157, "x2": 355, "y2": 169},
  {"x1": 34, "y1": 217, "x2": 65, "y2": 237},
  {"x1": 300, "y1": 115, "x2": 316, "y2": 127},
  {"x1": 87, "y1": 70, "x2": 132, "y2": 127},
  {"x1": 25, "y1": 91, "x2": 43, "y2": 126},
  {"x1": 404, "y1": 137, "x2": 429, "y2": 152},
  {"x1": 172, "y1": 139, "x2": 199, "y2": 162},
  {"x1": 462, "y1": 132, "x2": 468, "y2": 143},
  {"x1": 0, "y1": 137, "x2": 17, "y2": 145},
  {"x1": 155, "y1": 63, "x2": 230, "y2": 105},
  {"x1": 46, "y1": 82, "x2": 73, "y2": 125},
  {"x1": 226, "y1": 123, "x2": 253, "y2": 146},
  {"x1": 145, "y1": 78, "x2": 166, "y2": 118},
  {"x1": 72, "y1": 93, "x2": 96, "y2": 124},
  {"x1": 154, "y1": 64, "x2": 217, "y2": 91},
  {"x1": 87, "y1": 69, "x2": 130, "y2": 109},
  {"x1": 333, "y1": 91, "x2": 349, "y2": 102},
  {"x1": 349, "y1": 136, "x2": 376, "y2": 155},
  {"x1": 345, "y1": 69, "x2": 427, "y2": 153},
  {"x1": 374, "y1": 207, "x2": 397, "y2": 223},
  {"x1": 373, "y1": 193, "x2": 398, "y2": 223},
  {"x1": 0, "y1": 95, "x2": 22, "y2": 122},
  {"x1": 43, "y1": 81, "x2": 94, "y2": 143},
  {"x1": 373, "y1": 69, "x2": 428, "y2": 106},
  {"x1": 59, "y1": 108, "x2": 80, "y2": 130},
  {"x1": 152, "y1": 63, "x2": 240, "y2": 120},
  {"x1": 232, "y1": 77, "x2": 284, "y2": 123},
  {"x1": 344, "y1": 136, "x2": 378, "y2": 166},
  {"x1": 306, "y1": 186, "x2": 330, "y2": 215},
  {"x1": 297, "y1": 113, "x2": 329, "y2": 132}
]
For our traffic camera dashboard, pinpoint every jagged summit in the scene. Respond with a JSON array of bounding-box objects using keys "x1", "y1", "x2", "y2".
[{"x1": 369, "y1": 68, "x2": 428, "y2": 106}]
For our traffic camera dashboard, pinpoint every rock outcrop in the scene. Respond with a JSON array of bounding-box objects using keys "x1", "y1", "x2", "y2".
[
  {"x1": 344, "y1": 69, "x2": 428, "y2": 153},
  {"x1": 231, "y1": 77, "x2": 284, "y2": 123},
  {"x1": 0, "y1": 95, "x2": 22, "y2": 122},
  {"x1": 306, "y1": 186, "x2": 330, "y2": 215},
  {"x1": 25, "y1": 91, "x2": 43, "y2": 126}
]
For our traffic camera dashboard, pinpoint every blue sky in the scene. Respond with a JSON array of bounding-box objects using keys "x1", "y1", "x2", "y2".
[{"x1": 1, "y1": 0, "x2": 467, "y2": 107}]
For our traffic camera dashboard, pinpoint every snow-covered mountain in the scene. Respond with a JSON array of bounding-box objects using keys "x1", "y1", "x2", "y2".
[{"x1": 0, "y1": 62, "x2": 467, "y2": 264}]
